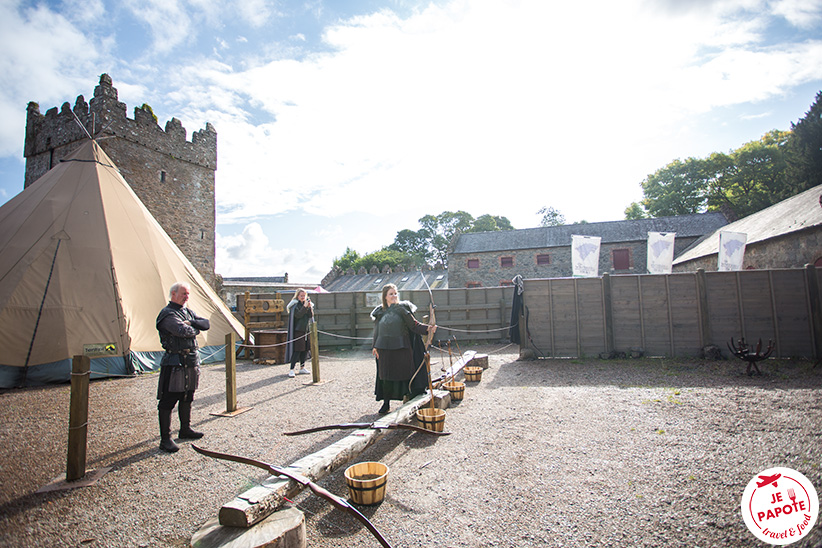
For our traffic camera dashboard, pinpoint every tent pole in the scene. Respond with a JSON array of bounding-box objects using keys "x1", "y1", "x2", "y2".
[{"x1": 22, "y1": 239, "x2": 62, "y2": 386}]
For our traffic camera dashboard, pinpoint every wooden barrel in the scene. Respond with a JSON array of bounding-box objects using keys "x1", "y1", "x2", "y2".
[
  {"x1": 344, "y1": 462, "x2": 389, "y2": 505},
  {"x1": 464, "y1": 366, "x2": 483, "y2": 382},
  {"x1": 416, "y1": 407, "x2": 446, "y2": 432},
  {"x1": 443, "y1": 381, "x2": 464, "y2": 401}
]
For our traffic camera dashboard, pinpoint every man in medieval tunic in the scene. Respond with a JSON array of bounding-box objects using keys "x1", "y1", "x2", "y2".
[{"x1": 155, "y1": 282, "x2": 210, "y2": 453}]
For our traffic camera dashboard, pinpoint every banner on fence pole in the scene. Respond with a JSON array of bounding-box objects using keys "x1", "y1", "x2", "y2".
[
  {"x1": 647, "y1": 232, "x2": 676, "y2": 274},
  {"x1": 718, "y1": 231, "x2": 747, "y2": 271},
  {"x1": 572, "y1": 235, "x2": 601, "y2": 277}
]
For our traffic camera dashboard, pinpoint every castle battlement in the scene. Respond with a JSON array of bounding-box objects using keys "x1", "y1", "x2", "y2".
[{"x1": 24, "y1": 74, "x2": 216, "y2": 187}]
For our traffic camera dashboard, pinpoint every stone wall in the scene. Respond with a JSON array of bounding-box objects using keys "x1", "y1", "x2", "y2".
[
  {"x1": 24, "y1": 74, "x2": 217, "y2": 285},
  {"x1": 449, "y1": 236, "x2": 702, "y2": 287},
  {"x1": 673, "y1": 227, "x2": 822, "y2": 272}
]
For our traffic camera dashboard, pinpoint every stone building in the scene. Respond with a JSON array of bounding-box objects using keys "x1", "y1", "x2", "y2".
[
  {"x1": 448, "y1": 213, "x2": 729, "y2": 287},
  {"x1": 24, "y1": 74, "x2": 217, "y2": 285},
  {"x1": 673, "y1": 184, "x2": 822, "y2": 271}
]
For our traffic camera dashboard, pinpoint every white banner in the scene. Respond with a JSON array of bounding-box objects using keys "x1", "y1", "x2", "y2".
[
  {"x1": 647, "y1": 232, "x2": 676, "y2": 274},
  {"x1": 718, "y1": 231, "x2": 747, "y2": 271},
  {"x1": 572, "y1": 235, "x2": 601, "y2": 277}
]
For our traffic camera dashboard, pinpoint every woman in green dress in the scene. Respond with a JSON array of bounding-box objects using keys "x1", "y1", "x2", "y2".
[{"x1": 371, "y1": 283, "x2": 436, "y2": 414}]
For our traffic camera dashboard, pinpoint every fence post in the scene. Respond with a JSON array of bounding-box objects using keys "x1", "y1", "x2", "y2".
[
  {"x1": 602, "y1": 273, "x2": 614, "y2": 354},
  {"x1": 696, "y1": 269, "x2": 712, "y2": 347},
  {"x1": 350, "y1": 305, "x2": 358, "y2": 350},
  {"x1": 225, "y1": 332, "x2": 237, "y2": 413},
  {"x1": 310, "y1": 321, "x2": 321, "y2": 382},
  {"x1": 499, "y1": 298, "x2": 507, "y2": 342},
  {"x1": 243, "y1": 291, "x2": 252, "y2": 359},
  {"x1": 67, "y1": 355, "x2": 90, "y2": 481},
  {"x1": 805, "y1": 264, "x2": 822, "y2": 360}
]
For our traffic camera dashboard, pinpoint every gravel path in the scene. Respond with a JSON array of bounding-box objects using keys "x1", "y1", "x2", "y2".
[{"x1": 0, "y1": 345, "x2": 820, "y2": 548}]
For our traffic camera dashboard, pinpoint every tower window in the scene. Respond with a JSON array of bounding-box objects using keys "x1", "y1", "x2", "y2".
[{"x1": 160, "y1": 170, "x2": 167, "y2": 183}]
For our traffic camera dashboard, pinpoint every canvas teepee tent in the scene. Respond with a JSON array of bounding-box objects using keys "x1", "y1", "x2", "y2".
[{"x1": 0, "y1": 140, "x2": 244, "y2": 388}]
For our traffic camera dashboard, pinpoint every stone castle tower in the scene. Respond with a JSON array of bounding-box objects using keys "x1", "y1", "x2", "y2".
[{"x1": 24, "y1": 74, "x2": 217, "y2": 285}]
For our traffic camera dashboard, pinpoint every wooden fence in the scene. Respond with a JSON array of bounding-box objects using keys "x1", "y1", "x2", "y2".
[
  {"x1": 520, "y1": 266, "x2": 822, "y2": 359},
  {"x1": 236, "y1": 266, "x2": 822, "y2": 359},
  {"x1": 237, "y1": 286, "x2": 517, "y2": 352}
]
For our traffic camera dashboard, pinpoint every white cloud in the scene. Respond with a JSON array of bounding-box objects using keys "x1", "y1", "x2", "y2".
[
  {"x1": 169, "y1": 0, "x2": 822, "y2": 231},
  {"x1": 0, "y1": 1, "x2": 107, "y2": 155},
  {"x1": 60, "y1": 0, "x2": 106, "y2": 22},
  {"x1": 122, "y1": 0, "x2": 193, "y2": 54},
  {"x1": 772, "y1": 0, "x2": 822, "y2": 29},
  {"x1": 236, "y1": 0, "x2": 278, "y2": 28},
  {"x1": 216, "y1": 221, "x2": 327, "y2": 280}
]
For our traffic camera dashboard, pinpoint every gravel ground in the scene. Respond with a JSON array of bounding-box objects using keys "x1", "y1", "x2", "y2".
[{"x1": 0, "y1": 344, "x2": 820, "y2": 548}]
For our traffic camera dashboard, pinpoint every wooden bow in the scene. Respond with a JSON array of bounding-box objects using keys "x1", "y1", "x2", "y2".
[
  {"x1": 407, "y1": 270, "x2": 438, "y2": 410},
  {"x1": 422, "y1": 271, "x2": 436, "y2": 351},
  {"x1": 192, "y1": 445, "x2": 392, "y2": 548},
  {"x1": 283, "y1": 421, "x2": 450, "y2": 436}
]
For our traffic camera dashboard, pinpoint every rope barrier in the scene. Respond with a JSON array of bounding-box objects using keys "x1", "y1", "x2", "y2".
[
  {"x1": 436, "y1": 321, "x2": 517, "y2": 334},
  {"x1": 316, "y1": 330, "x2": 371, "y2": 341},
  {"x1": 315, "y1": 322, "x2": 517, "y2": 341},
  {"x1": 199, "y1": 345, "x2": 228, "y2": 363},
  {"x1": 237, "y1": 334, "x2": 309, "y2": 348}
]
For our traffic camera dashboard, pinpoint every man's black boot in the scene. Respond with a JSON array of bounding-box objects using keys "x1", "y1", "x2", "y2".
[
  {"x1": 178, "y1": 401, "x2": 204, "y2": 440},
  {"x1": 159, "y1": 408, "x2": 179, "y2": 453}
]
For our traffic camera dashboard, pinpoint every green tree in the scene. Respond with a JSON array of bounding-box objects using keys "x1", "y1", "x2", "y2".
[
  {"x1": 418, "y1": 211, "x2": 474, "y2": 265},
  {"x1": 705, "y1": 130, "x2": 789, "y2": 218},
  {"x1": 639, "y1": 157, "x2": 709, "y2": 217},
  {"x1": 468, "y1": 214, "x2": 514, "y2": 233},
  {"x1": 785, "y1": 90, "x2": 822, "y2": 195},
  {"x1": 624, "y1": 202, "x2": 648, "y2": 219},
  {"x1": 537, "y1": 206, "x2": 566, "y2": 226},
  {"x1": 388, "y1": 229, "x2": 430, "y2": 259},
  {"x1": 353, "y1": 249, "x2": 419, "y2": 272},
  {"x1": 332, "y1": 247, "x2": 360, "y2": 272},
  {"x1": 335, "y1": 210, "x2": 515, "y2": 274}
]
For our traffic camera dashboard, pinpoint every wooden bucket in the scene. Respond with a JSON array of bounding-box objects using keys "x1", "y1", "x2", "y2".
[
  {"x1": 416, "y1": 407, "x2": 446, "y2": 432},
  {"x1": 464, "y1": 366, "x2": 483, "y2": 382},
  {"x1": 344, "y1": 461, "x2": 389, "y2": 505},
  {"x1": 443, "y1": 381, "x2": 464, "y2": 401}
]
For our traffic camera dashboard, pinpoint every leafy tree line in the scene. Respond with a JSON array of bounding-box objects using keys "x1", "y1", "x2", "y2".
[
  {"x1": 626, "y1": 91, "x2": 822, "y2": 220},
  {"x1": 332, "y1": 211, "x2": 513, "y2": 272}
]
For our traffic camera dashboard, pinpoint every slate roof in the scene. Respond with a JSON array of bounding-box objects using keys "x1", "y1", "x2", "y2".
[
  {"x1": 673, "y1": 184, "x2": 822, "y2": 264},
  {"x1": 223, "y1": 276, "x2": 288, "y2": 284},
  {"x1": 323, "y1": 270, "x2": 448, "y2": 292},
  {"x1": 452, "y1": 212, "x2": 729, "y2": 254}
]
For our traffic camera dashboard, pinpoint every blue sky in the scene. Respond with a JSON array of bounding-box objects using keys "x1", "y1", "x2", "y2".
[{"x1": 1, "y1": 0, "x2": 821, "y2": 283}]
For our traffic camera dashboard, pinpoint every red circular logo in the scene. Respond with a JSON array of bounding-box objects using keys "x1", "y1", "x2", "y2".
[{"x1": 741, "y1": 467, "x2": 819, "y2": 545}]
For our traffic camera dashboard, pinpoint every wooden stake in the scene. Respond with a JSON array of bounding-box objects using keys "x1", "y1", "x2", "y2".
[
  {"x1": 309, "y1": 321, "x2": 320, "y2": 383},
  {"x1": 225, "y1": 332, "x2": 237, "y2": 413},
  {"x1": 425, "y1": 353, "x2": 436, "y2": 411},
  {"x1": 67, "y1": 355, "x2": 90, "y2": 481},
  {"x1": 211, "y1": 332, "x2": 252, "y2": 417}
]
